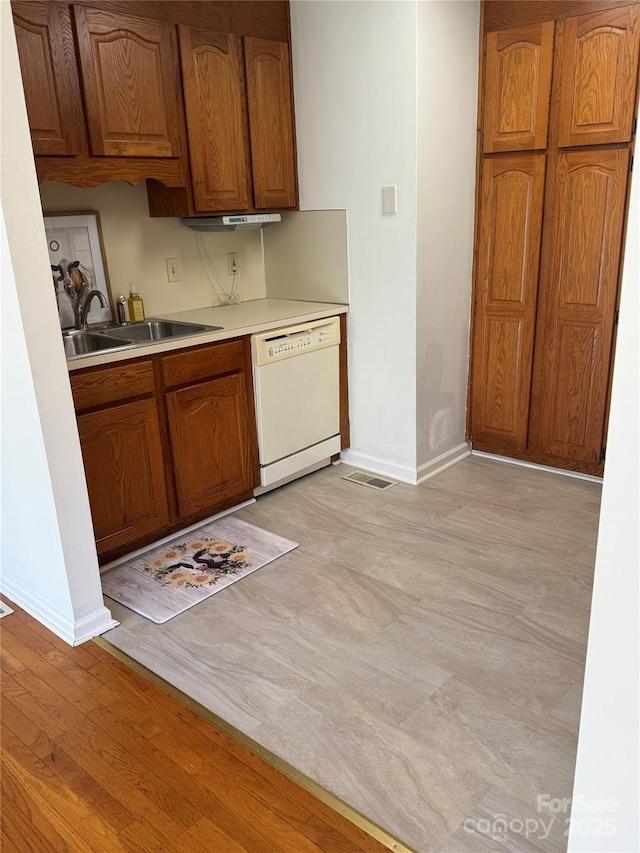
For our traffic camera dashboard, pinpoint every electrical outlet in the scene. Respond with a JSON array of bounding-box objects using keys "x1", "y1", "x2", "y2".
[
  {"x1": 227, "y1": 252, "x2": 239, "y2": 275},
  {"x1": 166, "y1": 257, "x2": 180, "y2": 282}
]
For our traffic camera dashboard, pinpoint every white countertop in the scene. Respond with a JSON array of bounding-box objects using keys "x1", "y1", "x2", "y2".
[{"x1": 67, "y1": 298, "x2": 348, "y2": 371}]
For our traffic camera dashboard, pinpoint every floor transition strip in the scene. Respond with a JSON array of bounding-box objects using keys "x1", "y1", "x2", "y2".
[{"x1": 93, "y1": 635, "x2": 417, "y2": 853}]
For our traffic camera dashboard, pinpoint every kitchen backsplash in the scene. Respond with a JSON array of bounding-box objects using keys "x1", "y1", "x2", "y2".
[
  {"x1": 39, "y1": 181, "x2": 267, "y2": 315},
  {"x1": 263, "y1": 210, "x2": 348, "y2": 304}
]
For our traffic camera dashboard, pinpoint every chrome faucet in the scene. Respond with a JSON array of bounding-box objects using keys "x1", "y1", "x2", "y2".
[
  {"x1": 75, "y1": 289, "x2": 108, "y2": 330},
  {"x1": 116, "y1": 295, "x2": 128, "y2": 325}
]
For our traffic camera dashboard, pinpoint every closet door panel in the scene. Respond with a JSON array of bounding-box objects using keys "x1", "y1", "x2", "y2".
[
  {"x1": 483, "y1": 22, "x2": 554, "y2": 152},
  {"x1": 529, "y1": 149, "x2": 629, "y2": 464},
  {"x1": 557, "y1": 6, "x2": 640, "y2": 147},
  {"x1": 471, "y1": 154, "x2": 546, "y2": 453}
]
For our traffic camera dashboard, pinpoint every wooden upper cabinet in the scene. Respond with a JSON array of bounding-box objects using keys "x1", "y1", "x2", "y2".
[
  {"x1": 557, "y1": 6, "x2": 640, "y2": 147},
  {"x1": 471, "y1": 154, "x2": 546, "y2": 453},
  {"x1": 483, "y1": 21, "x2": 554, "y2": 152},
  {"x1": 178, "y1": 27, "x2": 250, "y2": 213},
  {"x1": 73, "y1": 6, "x2": 180, "y2": 158},
  {"x1": 529, "y1": 149, "x2": 629, "y2": 465},
  {"x1": 244, "y1": 37, "x2": 297, "y2": 209},
  {"x1": 12, "y1": 2, "x2": 86, "y2": 156}
]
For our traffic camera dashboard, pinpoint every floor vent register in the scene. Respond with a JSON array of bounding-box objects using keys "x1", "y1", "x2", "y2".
[{"x1": 341, "y1": 470, "x2": 398, "y2": 491}]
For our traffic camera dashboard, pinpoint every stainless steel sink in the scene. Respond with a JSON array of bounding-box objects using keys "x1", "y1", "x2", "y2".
[
  {"x1": 101, "y1": 319, "x2": 222, "y2": 342},
  {"x1": 62, "y1": 330, "x2": 131, "y2": 358},
  {"x1": 63, "y1": 317, "x2": 224, "y2": 360}
]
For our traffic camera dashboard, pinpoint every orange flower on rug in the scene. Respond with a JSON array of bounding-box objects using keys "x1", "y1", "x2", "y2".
[{"x1": 143, "y1": 537, "x2": 251, "y2": 589}]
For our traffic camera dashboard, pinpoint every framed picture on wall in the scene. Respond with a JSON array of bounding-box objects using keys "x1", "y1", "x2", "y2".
[{"x1": 43, "y1": 211, "x2": 113, "y2": 330}]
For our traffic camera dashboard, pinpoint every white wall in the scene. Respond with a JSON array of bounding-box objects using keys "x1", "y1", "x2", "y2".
[
  {"x1": 39, "y1": 181, "x2": 267, "y2": 315},
  {"x1": 291, "y1": 0, "x2": 478, "y2": 481},
  {"x1": 568, "y1": 172, "x2": 639, "y2": 850},
  {"x1": 416, "y1": 1, "x2": 478, "y2": 468},
  {"x1": 0, "y1": 2, "x2": 115, "y2": 644},
  {"x1": 291, "y1": 0, "x2": 419, "y2": 477}
]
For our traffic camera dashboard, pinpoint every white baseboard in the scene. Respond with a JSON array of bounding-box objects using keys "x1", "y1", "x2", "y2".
[
  {"x1": 72, "y1": 607, "x2": 120, "y2": 645},
  {"x1": 340, "y1": 442, "x2": 470, "y2": 486},
  {"x1": 339, "y1": 450, "x2": 419, "y2": 485},
  {"x1": 0, "y1": 576, "x2": 118, "y2": 646},
  {"x1": 416, "y1": 442, "x2": 471, "y2": 484},
  {"x1": 471, "y1": 450, "x2": 603, "y2": 483}
]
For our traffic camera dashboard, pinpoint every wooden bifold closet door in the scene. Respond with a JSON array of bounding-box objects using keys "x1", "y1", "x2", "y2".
[
  {"x1": 528, "y1": 148, "x2": 630, "y2": 466},
  {"x1": 470, "y1": 4, "x2": 640, "y2": 475},
  {"x1": 471, "y1": 154, "x2": 546, "y2": 454}
]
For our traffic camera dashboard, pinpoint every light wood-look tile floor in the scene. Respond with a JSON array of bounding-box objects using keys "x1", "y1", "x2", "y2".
[{"x1": 104, "y1": 457, "x2": 601, "y2": 853}]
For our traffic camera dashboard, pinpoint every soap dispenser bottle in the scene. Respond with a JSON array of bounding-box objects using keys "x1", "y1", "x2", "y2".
[{"x1": 127, "y1": 284, "x2": 145, "y2": 323}]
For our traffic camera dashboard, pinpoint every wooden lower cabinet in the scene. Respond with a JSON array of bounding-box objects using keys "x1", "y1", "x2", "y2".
[
  {"x1": 76, "y1": 399, "x2": 169, "y2": 555},
  {"x1": 71, "y1": 337, "x2": 259, "y2": 561},
  {"x1": 168, "y1": 372, "x2": 254, "y2": 517}
]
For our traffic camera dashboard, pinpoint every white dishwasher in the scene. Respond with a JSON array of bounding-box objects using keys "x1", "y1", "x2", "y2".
[{"x1": 251, "y1": 317, "x2": 341, "y2": 493}]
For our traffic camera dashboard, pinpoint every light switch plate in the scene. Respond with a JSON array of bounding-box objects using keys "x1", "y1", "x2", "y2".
[{"x1": 382, "y1": 184, "x2": 397, "y2": 215}]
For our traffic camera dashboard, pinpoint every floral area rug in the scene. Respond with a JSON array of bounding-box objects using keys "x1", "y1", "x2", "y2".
[{"x1": 101, "y1": 516, "x2": 298, "y2": 624}]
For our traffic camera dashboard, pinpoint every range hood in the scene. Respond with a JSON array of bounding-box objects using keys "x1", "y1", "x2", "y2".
[{"x1": 181, "y1": 213, "x2": 281, "y2": 232}]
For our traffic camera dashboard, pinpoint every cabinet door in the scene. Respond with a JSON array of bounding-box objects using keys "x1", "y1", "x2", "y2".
[
  {"x1": 12, "y1": 2, "x2": 86, "y2": 155},
  {"x1": 471, "y1": 154, "x2": 546, "y2": 453},
  {"x1": 73, "y1": 6, "x2": 180, "y2": 157},
  {"x1": 557, "y1": 6, "x2": 640, "y2": 147},
  {"x1": 167, "y1": 373, "x2": 254, "y2": 518},
  {"x1": 528, "y1": 149, "x2": 629, "y2": 465},
  {"x1": 178, "y1": 27, "x2": 250, "y2": 212},
  {"x1": 77, "y1": 399, "x2": 169, "y2": 555},
  {"x1": 244, "y1": 38, "x2": 297, "y2": 209},
  {"x1": 483, "y1": 22, "x2": 554, "y2": 153}
]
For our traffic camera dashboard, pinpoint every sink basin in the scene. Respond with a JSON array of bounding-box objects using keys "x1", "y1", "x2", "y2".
[
  {"x1": 63, "y1": 331, "x2": 130, "y2": 358},
  {"x1": 103, "y1": 319, "x2": 222, "y2": 342},
  {"x1": 63, "y1": 318, "x2": 223, "y2": 360}
]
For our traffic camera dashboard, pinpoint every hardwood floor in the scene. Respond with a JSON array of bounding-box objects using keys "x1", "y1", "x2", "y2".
[{"x1": 0, "y1": 601, "x2": 390, "y2": 853}]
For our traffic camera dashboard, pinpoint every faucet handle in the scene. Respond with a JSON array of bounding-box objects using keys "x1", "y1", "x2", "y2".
[{"x1": 116, "y1": 296, "x2": 128, "y2": 325}]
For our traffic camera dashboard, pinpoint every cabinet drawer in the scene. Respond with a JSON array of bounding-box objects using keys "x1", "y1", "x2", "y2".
[
  {"x1": 161, "y1": 340, "x2": 244, "y2": 389},
  {"x1": 71, "y1": 360, "x2": 155, "y2": 411}
]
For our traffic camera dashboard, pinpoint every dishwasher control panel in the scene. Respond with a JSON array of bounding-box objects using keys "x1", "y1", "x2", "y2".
[{"x1": 252, "y1": 317, "x2": 341, "y2": 366}]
